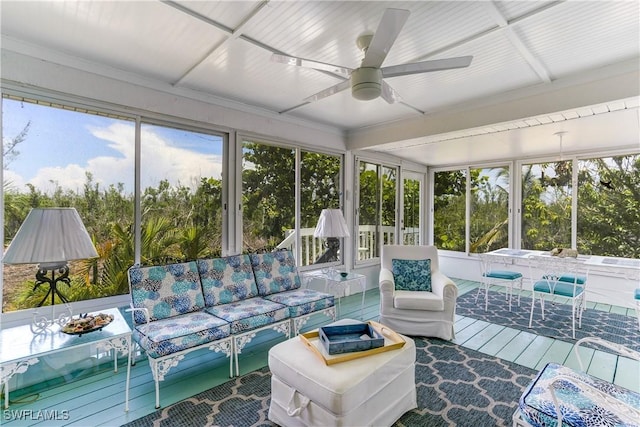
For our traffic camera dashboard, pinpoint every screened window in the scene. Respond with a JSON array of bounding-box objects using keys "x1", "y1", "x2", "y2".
[
  {"x1": 357, "y1": 160, "x2": 397, "y2": 261},
  {"x1": 300, "y1": 151, "x2": 342, "y2": 266},
  {"x1": 241, "y1": 139, "x2": 343, "y2": 267},
  {"x1": 433, "y1": 169, "x2": 466, "y2": 251},
  {"x1": 577, "y1": 154, "x2": 640, "y2": 258},
  {"x1": 242, "y1": 140, "x2": 295, "y2": 253},
  {"x1": 140, "y1": 123, "x2": 224, "y2": 264},
  {"x1": 470, "y1": 167, "x2": 509, "y2": 253},
  {"x1": 2, "y1": 97, "x2": 134, "y2": 312},
  {"x1": 521, "y1": 161, "x2": 572, "y2": 250},
  {"x1": 403, "y1": 175, "x2": 421, "y2": 245}
]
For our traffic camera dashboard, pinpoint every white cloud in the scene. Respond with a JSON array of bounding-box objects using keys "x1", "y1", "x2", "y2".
[
  {"x1": 2, "y1": 169, "x2": 26, "y2": 191},
  {"x1": 137, "y1": 126, "x2": 222, "y2": 191},
  {"x1": 11, "y1": 122, "x2": 223, "y2": 194},
  {"x1": 28, "y1": 163, "x2": 90, "y2": 194}
]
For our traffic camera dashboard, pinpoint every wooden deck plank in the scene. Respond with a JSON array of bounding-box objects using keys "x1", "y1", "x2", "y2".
[
  {"x1": 593, "y1": 302, "x2": 612, "y2": 312},
  {"x1": 614, "y1": 356, "x2": 640, "y2": 392},
  {"x1": 587, "y1": 349, "x2": 618, "y2": 383},
  {"x1": 463, "y1": 323, "x2": 505, "y2": 351},
  {"x1": 455, "y1": 282, "x2": 477, "y2": 296},
  {"x1": 534, "y1": 339, "x2": 574, "y2": 370},
  {"x1": 563, "y1": 344, "x2": 595, "y2": 372},
  {"x1": 495, "y1": 330, "x2": 539, "y2": 362},
  {"x1": 451, "y1": 319, "x2": 491, "y2": 345},
  {"x1": 609, "y1": 305, "x2": 627, "y2": 315},
  {"x1": 514, "y1": 335, "x2": 555, "y2": 369},
  {"x1": 453, "y1": 315, "x2": 476, "y2": 333},
  {"x1": 477, "y1": 327, "x2": 521, "y2": 356}
]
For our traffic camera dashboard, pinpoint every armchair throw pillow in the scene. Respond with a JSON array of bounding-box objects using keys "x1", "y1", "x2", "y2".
[{"x1": 392, "y1": 258, "x2": 432, "y2": 292}]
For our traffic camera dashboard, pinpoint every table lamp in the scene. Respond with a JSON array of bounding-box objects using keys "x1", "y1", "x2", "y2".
[
  {"x1": 313, "y1": 209, "x2": 350, "y2": 266},
  {"x1": 3, "y1": 207, "x2": 98, "y2": 333}
]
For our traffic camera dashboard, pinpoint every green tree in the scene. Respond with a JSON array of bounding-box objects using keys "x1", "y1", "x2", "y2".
[
  {"x1": 521, "y1": 162, "x2": 572, "y2": 250},
  {"x1": 242, "y1": 143, "x2": 295, "y2": 250},
  {"x1": 577, "y1": 155, "x2": 640, "y2": 257},
  {"x1": 434, "y1": 170, "x2": 467, "y2": 251}
]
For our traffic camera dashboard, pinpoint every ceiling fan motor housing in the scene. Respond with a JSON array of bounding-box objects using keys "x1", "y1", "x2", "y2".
[{"x1": 351, "y1": 67, "x2": 382, "y2": 100}]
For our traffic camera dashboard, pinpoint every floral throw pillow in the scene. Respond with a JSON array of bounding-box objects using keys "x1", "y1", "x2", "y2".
[{"x1": 392, "y1": 258, "x2": 432, "y2": 292}]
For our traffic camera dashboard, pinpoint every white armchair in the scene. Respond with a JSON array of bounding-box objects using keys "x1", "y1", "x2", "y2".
[{"x1": 379, "y1": 245, "x2": 458, "y2": 340}]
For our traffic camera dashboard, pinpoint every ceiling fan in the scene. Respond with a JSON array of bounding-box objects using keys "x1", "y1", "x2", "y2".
[{"x1": 272, "y1": 8, "x2": 473, "y2": 104}]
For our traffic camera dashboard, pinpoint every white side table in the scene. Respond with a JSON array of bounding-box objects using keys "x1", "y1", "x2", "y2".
[
  {"x1": 302, "y1": 270, "x2": 367, "y2": 319},
  {"x1": 0, "y1": 307, "x2": 132, "y2": 411}
]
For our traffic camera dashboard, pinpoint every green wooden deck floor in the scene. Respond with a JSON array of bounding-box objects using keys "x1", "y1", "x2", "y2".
[{"x1": 2, "y1": 279, "x2": 638, "y2": 426}]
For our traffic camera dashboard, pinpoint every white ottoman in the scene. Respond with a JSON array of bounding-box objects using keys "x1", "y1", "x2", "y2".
[{"x1": 268, "y1": 319, "x2": 417, "y2": 427}]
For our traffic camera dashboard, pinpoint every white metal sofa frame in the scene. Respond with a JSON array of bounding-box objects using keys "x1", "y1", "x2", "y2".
[
  {"x1": 127, "y1": 305, "x2": 234, "y2": 408},
  {"x1": 127, "y1": 253, "x2": 336, "y2": 408}
]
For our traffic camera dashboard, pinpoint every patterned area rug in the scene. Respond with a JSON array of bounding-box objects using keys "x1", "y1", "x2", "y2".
[
  {"x1": 457, "y1": 289, "x2": 640, "y2": 351},
  {"x1": 122, "y1": 338, "x2": 536, "y2": 427}
]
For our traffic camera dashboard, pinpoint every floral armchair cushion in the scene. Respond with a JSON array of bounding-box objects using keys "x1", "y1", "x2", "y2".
[
  {"x1": 197, "y1": 255, "x2": 259, "y2": 307},
  {"x1": 128, "y1": 261, "x2": 204, "y2": 325},
  {"x1": 250, "y1": 250, "x2": 302, "y2": 296},
  {"x1": 392, "y1": 258, "x2": 432, "y2": 292}
]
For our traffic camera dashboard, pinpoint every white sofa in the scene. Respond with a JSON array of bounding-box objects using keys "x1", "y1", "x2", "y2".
[{"x1": 378, "y1": 245, "x2": 458, "y2": 340}]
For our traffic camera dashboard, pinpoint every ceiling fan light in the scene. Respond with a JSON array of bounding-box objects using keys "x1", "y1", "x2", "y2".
[
  {"x1": 351, "y1": 67, "x2": 382, "y2": 101},
  {"x1": 353, "y1": 84, "x2": 381, "y2": 101}
]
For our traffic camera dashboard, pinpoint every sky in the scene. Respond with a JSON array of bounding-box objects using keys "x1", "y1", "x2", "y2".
[{"x1": 3, "y1": 99, "x2": 224, "y2": 195}]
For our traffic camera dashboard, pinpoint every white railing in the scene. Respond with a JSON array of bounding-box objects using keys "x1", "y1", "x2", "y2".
[
  {"x1": 278, "y1": 226, "x2": 418, "y2": 265},
  {"x1": 276, "y1": 227, "x2": 324, "y2": 266}
]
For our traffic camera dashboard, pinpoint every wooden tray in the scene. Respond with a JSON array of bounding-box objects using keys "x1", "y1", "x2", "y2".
[{"x1": 299, "y1": 320, "x2": 405, "y2": 365}]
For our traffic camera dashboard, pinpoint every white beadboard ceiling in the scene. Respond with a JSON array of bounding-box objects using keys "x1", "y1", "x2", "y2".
[{"x1": 1, "y1": 0, "x2": 638, "y2": 166}]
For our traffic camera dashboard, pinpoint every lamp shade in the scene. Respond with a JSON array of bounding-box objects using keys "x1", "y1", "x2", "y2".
[
  {"x1": 313, "y1": 209, "x2": 350, "y2": 238},
  {"x1": 3, "y1": 208, "x2": 98, "y2": 265}
]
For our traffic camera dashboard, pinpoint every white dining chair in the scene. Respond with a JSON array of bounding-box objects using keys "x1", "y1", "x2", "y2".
[
  {"x1": 476, "y1": 253, "x2": 523, "y2": 311},
  {"x1": 528, "y1": 255, "x2": 588, "y2": 339}
]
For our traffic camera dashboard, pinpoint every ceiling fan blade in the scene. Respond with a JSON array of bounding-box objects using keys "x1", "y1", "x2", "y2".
[
  {"x1": 271, "y1": 53, "x2": 351, "y2": 78},
  {"x1": 381, "y1": 56, "x2": 473, "y2": 78},
  {"x1": 361, "y1": 8, "x2": 410, "y2": 68},
  {"x1": 303, "y1": 79, "x2": 352, "y2": 103},
  {"x1": 380, "y1": 81, "x2": 402, "y2": 104}
]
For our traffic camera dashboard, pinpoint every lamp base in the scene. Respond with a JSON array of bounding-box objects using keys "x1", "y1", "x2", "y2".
[
  {"x1": 35, "y1": 262, "x2": 71, "y2": 306},
  {"x1": 315, "y1": 238, "x2": 341, "y2": 264},
  {"x1": 31, "y1": 262, "x2": 73, "y2": 334},
  {"x1": 31, "y1": 304, "x2": 73, "y2": 335}
]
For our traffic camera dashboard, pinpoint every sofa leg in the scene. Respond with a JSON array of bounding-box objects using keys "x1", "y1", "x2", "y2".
[{"x1": 155, "y1": 378, "x2": 160, "y2": 409}]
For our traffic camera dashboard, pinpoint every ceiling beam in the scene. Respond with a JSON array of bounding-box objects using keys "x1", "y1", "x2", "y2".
[
  {"x1": 408, "y1": 1, "x2": 564, "y2": 64},
  {"x1": 346, "y1": 61, "x2": 639, "y2": 151},
  {"x1": 483, "y1": 1, "x2": 552, "y2": 83},
  {"x1": 165, "y1": 0, "x2": 270, "y2": 86}
]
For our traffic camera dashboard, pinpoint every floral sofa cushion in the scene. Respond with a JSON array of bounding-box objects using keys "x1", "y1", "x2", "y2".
[
  {"x1": 250, "y1": 250, "x2": 302, "y2": 296},
  {"x1": 204, "y1": 297, "x2": 289, "y2": 335},
  {"x1": 129, "y1": 261, "x2": 204, "y2": 325},
  {"x1": 197, "y1": 255, "x2": 258, "y2": 306},
  {"x1": 519, "y1": 362, "x2": 640, "y2": 427},
  {"x1": 263, "y1": 288, "x2": 335, "y2": 317},
  {"x1": 133, "y1": 311, "x2": 231, "y2": 358}
]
